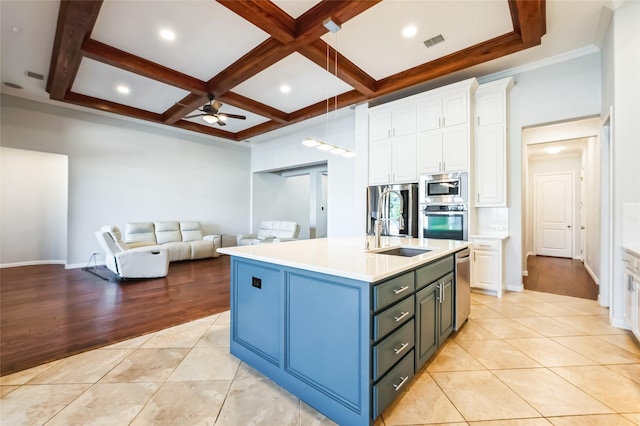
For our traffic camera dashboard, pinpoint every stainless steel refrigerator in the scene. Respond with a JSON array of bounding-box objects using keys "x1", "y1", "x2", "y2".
[{"x1": 366, "y1": 183, "x2": 418, "y2": 238}]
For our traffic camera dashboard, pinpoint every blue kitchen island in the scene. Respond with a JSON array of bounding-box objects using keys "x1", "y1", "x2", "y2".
[{"x1": 218, "y1": 236, "x2": 470, "y2": 425}]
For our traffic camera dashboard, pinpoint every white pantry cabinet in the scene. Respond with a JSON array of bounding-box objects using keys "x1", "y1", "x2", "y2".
[
  {"x1": 474, "y1": 77, "x2": 513, "y2": 207},
  {"x1": 369, "y1": 103, "x2": 417, "y2": 185}
]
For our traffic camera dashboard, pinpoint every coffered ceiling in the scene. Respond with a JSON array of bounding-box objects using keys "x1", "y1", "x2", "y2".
[{"x1": 1, "y1": 1, "x2": 613, "y2": 144}]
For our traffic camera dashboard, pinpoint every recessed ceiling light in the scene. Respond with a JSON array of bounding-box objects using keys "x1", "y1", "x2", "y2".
[
  {"x1": 116, "y1": 85, "x2": 130, "y2": 94},
  {"x1": 543, "y1": 146, "x2": 564, "y2": 154},
  {"x1": 11, "y1": 25, "x2": 21, "y2": 33},
  {"x1": 280, "y1": 84, "x2": 291, "y2": 94},
  {"x1": 402, "y1": 25, "x2": 417, "y2": 38},
  {"x1": 159, "y1": 29, "x2": 175, "y2": 41}
]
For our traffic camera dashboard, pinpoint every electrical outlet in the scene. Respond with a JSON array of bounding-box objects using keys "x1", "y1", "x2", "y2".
[{"x1": 252, "y1": 277, "x2": 262, "y2": 289}]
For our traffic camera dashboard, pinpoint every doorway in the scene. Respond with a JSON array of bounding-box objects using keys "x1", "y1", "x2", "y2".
[{"x1": 522, "y1": 117, "x2": 601, "y2": 300}]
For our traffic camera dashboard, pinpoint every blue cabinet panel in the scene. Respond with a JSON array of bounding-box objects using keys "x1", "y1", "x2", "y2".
[
  {"x1": 232, "y1": 259, "x2": 282, "y2": 365},
  {"x1": 286, "y1": 271, "x2": 365, "y2": 411}
]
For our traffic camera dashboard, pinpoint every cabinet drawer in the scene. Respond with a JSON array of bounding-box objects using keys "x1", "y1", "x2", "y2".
[
  {"x1": 472, "y1": 239, "x2": 500, "y2": 251},
  {"x1": 373, "y1": 319, "x2": 415, "y2": 381},
  {"x1": 373, "y1": 271, "x2": 415, "y2": 312},
  {"x1": 374, "y1": 296, "x2": 414, "y2": 341},
  {"x1": 372, "y1": 349, "x2": 415, "y2": 419},
  {"x1": 416, "y1": 255, "x2": 453, "y2": 290}
]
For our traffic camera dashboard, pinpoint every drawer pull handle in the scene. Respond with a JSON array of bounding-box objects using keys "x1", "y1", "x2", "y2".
[
  {"x1": 393, "y1": 311, "x2": 410, "y2": 322},
  {"x1": 393, "y1": 376, "x2": 409, "y2": 391},
  {"x1": 478, "y1": 244, "x2": 491, "y2": 247},
  {"x1": 393, "y1": 286, "x2": 409, "y2": 295},
  {"x1": 393, "y1": 342, "x2": 409, "y2": 354}
]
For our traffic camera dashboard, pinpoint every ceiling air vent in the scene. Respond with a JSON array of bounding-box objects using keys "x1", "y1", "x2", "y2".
[
  {"x1": 25, "y1": 70, "x2": 45, "y2": 81},
  {"x1": 423, "y1": 34, "x2": 445, "y2": 48}
]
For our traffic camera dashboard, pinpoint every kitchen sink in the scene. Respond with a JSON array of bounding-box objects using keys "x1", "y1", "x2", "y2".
[{"x1": 374, "y1": 247, "x2": 433, "y2": 257}]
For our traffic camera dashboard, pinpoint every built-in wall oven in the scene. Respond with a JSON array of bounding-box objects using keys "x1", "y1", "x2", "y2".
[
  {"x1": 420, "y1": 204, "x2": 468, "y2": 241},
  {"x1": 419, "y1": 172, "x2": 469, "y2": 241}
]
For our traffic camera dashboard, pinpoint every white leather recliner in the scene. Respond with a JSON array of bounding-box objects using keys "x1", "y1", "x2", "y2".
[
  {"x1": 237, "y1": 221, "x2": 300, "y2": 246},
  {"x1": 95, "y1": 226, "x2": 169, "y2": 279}
]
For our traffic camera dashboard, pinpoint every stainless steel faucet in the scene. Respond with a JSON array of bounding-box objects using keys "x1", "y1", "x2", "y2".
[{"x1": 375, "y1": 188, "x2": 404, "y2": 248}]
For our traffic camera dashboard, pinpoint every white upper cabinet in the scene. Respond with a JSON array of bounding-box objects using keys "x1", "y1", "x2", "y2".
[
  {"x1": 418, "y1": 91, "x2": 468, "y2": 132},
  {"x1": 474, "y1": 77, "x2": 514, "y2": 207},
  {"x1": 368, "y1": 103, "x2": 417, "y2": 185}
]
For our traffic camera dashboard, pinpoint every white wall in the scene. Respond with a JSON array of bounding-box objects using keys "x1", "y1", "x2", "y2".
[
  {"x1": 583, "y1": 136, "x2": 601, "y2": 280},
  {"x1": 250, "y1": 109, "x2": 363, "y2": 238},
  {"x1": 504, "y1": 52, "x2": 602, "y2": 290},
  {"x1": 603, "y1": 1, "x2": 640, "y2": 327},
  {"x1": 1, "y1": 95, "x2": 251, "y2": 266},
  {"x1": 0, "y1": 147, "x2": 68, "y2": 266},
  {"x1": 252, "y1": 172, "x2": 311, "y2": 239}
]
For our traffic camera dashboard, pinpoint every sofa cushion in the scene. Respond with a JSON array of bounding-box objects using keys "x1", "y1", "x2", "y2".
[
  {"x1": 154, "y1": 221, "x2": 182, "y2": 244},
  {"x1": 190, "y1": 240, "x2": 215, "y2": 259},
  {"x1": 125, "y1": 222, "x2": 157, "y2": 244},
  {"x1": 180, "y1": 221, "x2": 204, "y2": 242},
  {"x1": 163, "y1": 241, "x2": 191, "y2": 262}
]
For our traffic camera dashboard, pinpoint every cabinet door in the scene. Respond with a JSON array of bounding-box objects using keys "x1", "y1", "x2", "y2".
[
  {"x1": 369, "y1": 139, "x2": 392, "y2": 185},
  {"x1": 393, "y1": 104, "x2": 417, "y2": 137},
  {"x1": 438, "y1": 274, "x2": 454, "y2": 342},
  {"x1": 415, "y1": 283, "x2": 438, "y2": 371},
  {"x1": 370, "y1": 111, "x2": 392, "y2": 142},
  {"x1": 417, "y1": 131, "x2": 443, "y2": 174},
  {"x1": 476, "y1": 91, "x2": 504, "y2": 127},
  {"x1": 442, "y1": 91, "x2": 467, "y2": 127},
  {"x1": 634, "y1": 280, "x2": 640, "y2": 341},
  {"x1": 392, "y1": 134, "x2": 417, "y2": 182},
  {"x1": 623, "y1": 269, "x2": 635, "y2": 328},
  {"x1": 475, "y1": 124, "x2": 506, "y2": 206},
  {"x1": 442, "y1": 125, "x2": 468, "y2": 172},
  {"x1": 417, "y1": 96, "x2": 442, "y2": 132},
  {"x1": 471, "y1": 249, "x2": 499, "y2": 291}
]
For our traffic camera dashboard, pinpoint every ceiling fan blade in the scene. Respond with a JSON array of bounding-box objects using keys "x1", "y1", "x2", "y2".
[
  {"x1": 218, "y1": 113, "x2": 247, "y2": 120},
  {"x1": 184, "y1": 114, "x2": 203, "y2": 119},
  {"x1": 211, "y1": 100, "x2": 222, "y2": 114},
  {"x1": 216, "y1": 119, "x2": 226, "y2": 127}
]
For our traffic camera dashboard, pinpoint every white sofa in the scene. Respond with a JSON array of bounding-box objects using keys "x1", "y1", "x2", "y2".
[
  {"x1": 237, "y1": 221, "x2": 300, "y2": 246},
  {"x1": 95, "y1": 227, "x2": 169, "y2": 279},
  {"x1": 122, "y1": 221, "x2": 220, "y2": 261}
]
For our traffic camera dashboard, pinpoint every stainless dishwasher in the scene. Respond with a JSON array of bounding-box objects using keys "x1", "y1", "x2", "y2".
[{"x1": 454, "y1": 247, "x2": 471, "y2": 330}]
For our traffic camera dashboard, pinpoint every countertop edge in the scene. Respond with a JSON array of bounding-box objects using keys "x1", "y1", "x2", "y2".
[
  {"x1": 469, "y1": 233, "x2": 510, "y2": 240},
  {"x1": 623, "y1": 243, "x2": 640, "y2": 258}
]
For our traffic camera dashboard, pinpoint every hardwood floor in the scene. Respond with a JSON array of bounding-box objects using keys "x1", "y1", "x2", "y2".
[
  {"x1": 524, "y1": 255, "x2": 599, "y2": 300},
  {"x1": 0, "y1": 256, "x2": 230, "y2": 376}
]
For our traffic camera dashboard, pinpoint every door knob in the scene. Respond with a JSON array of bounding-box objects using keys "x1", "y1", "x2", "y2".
[{"x1": 567, "y1": 225, "x2": 571, "y2": 228}]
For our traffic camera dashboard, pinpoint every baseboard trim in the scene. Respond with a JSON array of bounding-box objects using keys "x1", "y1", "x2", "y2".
[
  {"x1": 0, "y1": 260, "x2": 65, "y2": 269},
  {"x1": 610, "y1": 317, "x2": 630, "y2": 330},
  {"x1": 584, "y1": 262, "x2": 600, "y2": 285},
  {"x1": 507, "y1": 283, "x2": 524, "y2": 292}
]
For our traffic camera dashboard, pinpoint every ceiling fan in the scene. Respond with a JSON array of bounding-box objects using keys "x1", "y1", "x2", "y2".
[{"x1": 183, "y1": 94, "x2": 246, "y2": 126}]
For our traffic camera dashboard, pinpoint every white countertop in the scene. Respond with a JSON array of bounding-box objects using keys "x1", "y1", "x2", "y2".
[
  {"x1": 218, "y1": 236, "x2": 470, "y2": 282},
  {"x1": 624, "y1": 243, "x2": 640, "y2": 258},
  {"x1": 470, "y1": 233, "x2": 510, "y2": 240}
]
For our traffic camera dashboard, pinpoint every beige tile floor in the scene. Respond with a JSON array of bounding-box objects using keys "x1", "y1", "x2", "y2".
[{"x1": 2, "y1": 290, "x2": 640, "y2": 425}]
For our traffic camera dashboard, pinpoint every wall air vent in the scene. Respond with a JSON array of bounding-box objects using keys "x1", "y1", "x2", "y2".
[
  {"x1": 423, "y1": 34, "x2": 445, "y2": 48},
  {"x1": 26, "y1": 71, "x2": 45, "y2": 81}
]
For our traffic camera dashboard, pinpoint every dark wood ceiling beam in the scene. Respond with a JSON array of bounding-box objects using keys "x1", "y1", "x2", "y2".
[
  {"x1": 65, "y1": 91, "x2": 164, "y2": 122},
  {"x1": 81, "y1": 39, "x2": 208, "y2": 95},
  {"x1": 172, "y1": 120, "x2": 240, "y2": 139},
  {"x1": 294, "y1": 0, "x2": 381, "y2": 45},
  {"x1": 162, "y1": 93, "x2": 208, "y2": 124},
  {"x1": 509, "y1": 0, "x2": 546, "y2": 44},
  {"x1": 216, "y1": 0, "x2": 296, "y2": 44},
  {"x1": 46, "y1": 0, "x2": 103, "y2": 100},
  {"x1": 298, "y1": 40, "x2": 377, "y2": 96},
  {"x1": 376, "y1": 32, "x2": 525, "y2": 97},
  {"x1": 207, "y1": 38, "x2": 296, "y2": 97},
  {"x1": 217, "y1": 92, "x2": 289, "y2": 124}
]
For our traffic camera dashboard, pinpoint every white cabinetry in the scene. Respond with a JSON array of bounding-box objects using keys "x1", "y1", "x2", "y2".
[
  {"x1": 474, "y1": 77, "x2": 513, "y2": 207},
  {"x1": 416, "y1": 80, "x2": 477, "y2": 175},
  {"x1": 369, "y1": 103, "x2": 417, "y2": 185},
  {"x1": 471, "y1": 237, "x2": 505, "y2": 298},
  {"x1": 623, "y1": 248, "x2": 640, "y2": 341}
]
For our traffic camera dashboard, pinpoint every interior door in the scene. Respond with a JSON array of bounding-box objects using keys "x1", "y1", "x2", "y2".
[{"x1": 535, "y1": 173, "x2": 573, "y2": 258}]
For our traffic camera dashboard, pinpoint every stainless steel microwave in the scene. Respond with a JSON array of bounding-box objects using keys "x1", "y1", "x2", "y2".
[{"x1": 419, "y1": 172, "x2": 468, "y2": 204}]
